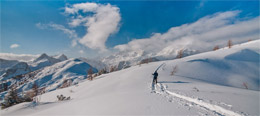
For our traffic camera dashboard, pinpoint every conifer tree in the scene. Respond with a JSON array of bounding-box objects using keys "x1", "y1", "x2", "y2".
[
  {"x1": 176, "y1": 49, "x2": 183, "y2": 59},
  {"x1": 228, "y1": 40, "x2": 232, "y2": 48},
  {"x1": 213, "y1": 45, "x2": 219, "y2": 51},
  {"x1": 88, "y1": 68, "x2": 93, "y2": 80}
]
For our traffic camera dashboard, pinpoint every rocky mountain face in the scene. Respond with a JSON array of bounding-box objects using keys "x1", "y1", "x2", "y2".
[
  {"x1": 78, "y1": 57, "x2": 106, "y2": 70},
  {"x1": 0, "y1": 62, "x2": 31, "y2": 81},
  {"x1": 17, "y1": 58, "x2": 97, "y2": 92},
  {"x1": 0, "y1": 54, "x2": 97, "y2": 97},
  {"x1": 28, "y1": 53, "x2": 69, "y2": 71},
  {"x1": 54, "y1": 54, "x2": 68, "y2": 61},
  {"x1": 0, "y1": 53, "x2": 69, "y2": 82},
  {"x1": 0, "y1": 59, "x2": 19, "y2": 76}
]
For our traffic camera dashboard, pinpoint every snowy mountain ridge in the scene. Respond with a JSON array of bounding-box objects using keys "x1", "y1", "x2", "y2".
[
  {"x1": 102, "y1": 39, "x2": 260, "y2": 72},
  {"x1": 1, "y1": 62, "x2": 31, "y2": 81},
  {"x1": 53, "y1": 54, "x2": 68, "y2": 61},
  {"x1": 0, "y1": 59, "x2": 19, "y2": 76},
  {"x1": 101, "y1": 45, "x2": 200, "y2": 68},
  {"x1": 18, "y1": 58, "x2": 97, "y2": 92},
  {"x1": 0, "y1": 53, "x2": 69, "y2": 82},
  {"x1": 29, "y1": 53, "x2": 64, "y2": 70},
  {"x1": 0, "y1": 58, "x2": 97, "y2": 99},
  {"x1": 1, "y1": 39, "x2": 259, "y2": 116}
]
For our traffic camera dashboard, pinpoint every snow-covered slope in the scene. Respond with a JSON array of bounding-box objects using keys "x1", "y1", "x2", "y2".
[
  {"x1": 172, "y1": 40, "x2": 260, "y2": 91},
  {"x1": 16, "y1": 58, "x2": 97, "y2": 92},
  {"x1": 1, "y1": 40, "x2": 259, "y2": 115}
]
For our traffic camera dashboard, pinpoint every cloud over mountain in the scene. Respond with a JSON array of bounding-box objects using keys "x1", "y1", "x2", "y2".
[
  {"x1": 115, "y1": 11, "x2": 259, "y2": 57},
  {"x1": 65, "y1": 2, "x2": 121, "y2": 52},
  {"x1": 10, "y1": 44, "x2": 20, "y2": 49},
  {"x1": 36, "y1": 23, "x2": 78, "y2": 47}
]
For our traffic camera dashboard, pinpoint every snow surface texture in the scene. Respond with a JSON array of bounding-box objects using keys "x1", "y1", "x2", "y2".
[{"x1": 1, "y1": 40, "x2": 259, "y2": 115}]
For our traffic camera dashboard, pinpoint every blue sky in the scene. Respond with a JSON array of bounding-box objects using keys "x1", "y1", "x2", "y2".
[{"x1": 1, "y1": 0, "x2": 259, "y2": 58}]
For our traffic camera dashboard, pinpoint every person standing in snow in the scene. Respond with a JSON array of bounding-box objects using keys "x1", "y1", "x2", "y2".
[{"x1": 152, "y1": 71, "x2": 158, "y2": 84}]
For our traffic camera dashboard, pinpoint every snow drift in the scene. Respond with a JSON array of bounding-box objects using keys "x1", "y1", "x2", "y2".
[{"x1": 175, "y1": 40, "x2": 260, "y2": 90}]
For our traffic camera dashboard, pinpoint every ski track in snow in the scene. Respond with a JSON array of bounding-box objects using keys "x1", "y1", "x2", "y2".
[{"x1": 152, "y1": 83, "x2": 243, "y2": 116}]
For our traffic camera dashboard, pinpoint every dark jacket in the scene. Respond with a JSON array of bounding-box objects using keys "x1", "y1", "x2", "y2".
[{"x1": 153, "y1": 71, "x2": 158, "y2": 79}]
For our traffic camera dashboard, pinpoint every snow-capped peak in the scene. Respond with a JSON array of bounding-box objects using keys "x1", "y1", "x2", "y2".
[
  {"x1": 54, "y1": 54, "x2": 68, "y2": 61},
  {"x1": 29, "y1": 53, "x2": 63, "y2": 71},
  {"x1": 34, "y1": 53, "x2": 52, "y2": 62}
]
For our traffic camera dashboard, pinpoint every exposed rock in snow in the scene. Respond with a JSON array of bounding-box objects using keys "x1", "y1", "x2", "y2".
[
  {"x1": 53, "y1": 54, "x2": 68, "y2": 61},
  {"x1": 116, "y1": 61, "x2": 131, "y2": 70},
  {"x1": 101, "y1": 48, "x2": 198, "y2": 68},
  {"x1": 33, "y1": 53, "x2": 60, "y2": 63},
  {"x1": 0, "y1": 59, "x2": 19, "y2": 76},
  {"x1": 78, "y1": 57, "x2": 106, "y2": 70},
  {"x1": 29, "y1": 53, "x2": 64, "y2": 71},
  {"x1": 16, "y1": 58, "x2": 97, "y2": 92},
  {"x1": 0, "y1": 62, "x2": 31, "y2": 81},
  {"x1": 0, "y1": 54, "x2": 69, "y2": 83}
]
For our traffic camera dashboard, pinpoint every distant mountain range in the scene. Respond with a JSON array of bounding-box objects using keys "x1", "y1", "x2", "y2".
[
  {"x1": 1, "y1": 40, "x2": 258, "y2": 99},
  {"x1": 0, "y1": 53, "x2": 68, "y2": 81},
  {"x1": 0, "y1": 53, "x2": 98, "y2": 99}
]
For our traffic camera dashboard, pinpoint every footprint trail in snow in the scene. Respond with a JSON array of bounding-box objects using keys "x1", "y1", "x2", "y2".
[{"x1": 151, "y1": 83, "x2": 243, "y2": 116}]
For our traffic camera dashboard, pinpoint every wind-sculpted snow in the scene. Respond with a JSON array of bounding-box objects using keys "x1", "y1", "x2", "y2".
[
  {"x1": 176, "y1": 41, "x2": 260, "y2": 90},
  {"x1": 224, "y1": 49, "x2": 259, "y2": 62}
]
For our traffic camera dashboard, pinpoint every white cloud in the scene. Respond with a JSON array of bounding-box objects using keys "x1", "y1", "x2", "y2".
[
  {"x1": 10, "y1": 44, "x2": 20, "y2": 49},
  {"x1": 35, "y1": 23, "x2": 46, "y2": 29},
  {"x1": 49, "y1": 23, "x2": 78, "y2": 39},
  {"x1": 65, "y1": 2, "x2": 98, "y2": 14},
  {"x1": 0, "y1": 53, "x2": 39, "y2": 62},
  {"x1": 79, "y1": 50, "x2": 84, "y2": 54},
  {"x1": 36, "y1": 23, "x2": 78, "y2": 39},
  {"x1": 114, "y1": 11, "x2": 260, "y2": 58},
  {"x1": 65, "y1": 2, "x2": 121, "y2": 52},
  {"x1": 36, "y1": 23, "x2": 78, "y2": 47}
]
